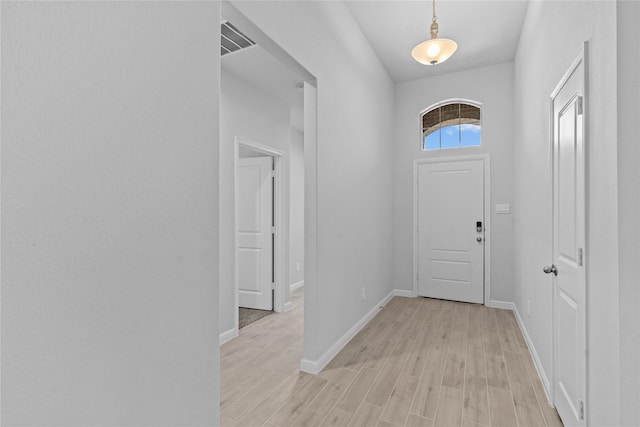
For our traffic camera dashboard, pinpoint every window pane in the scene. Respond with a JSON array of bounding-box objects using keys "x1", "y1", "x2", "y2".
[
  {"x1": 422, "y1": 107, "x2": 441, "y2": 134},
  {"x1": 459, "y1": 104, "x2": 480, "y2": 122},
  {"x1": 421, "y1": 102, "x2": 481, "y2": 151},
  {"x1": 425, "y1": 128, "x2": 441, "y2": 150},
  {"x1": 460, "y1": 123, "x2": 481, "y2": 147},
  {"x1": 440, "y1": 125, "x2": 460, "y2": 148}
]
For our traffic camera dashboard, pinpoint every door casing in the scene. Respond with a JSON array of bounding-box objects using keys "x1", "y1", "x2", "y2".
[
  {"x1": 413, "y1": 154, "x2": 492, "y2": 305},
  {"x1": 234, "y1": 137, "x2": 285, "y2": 332}
]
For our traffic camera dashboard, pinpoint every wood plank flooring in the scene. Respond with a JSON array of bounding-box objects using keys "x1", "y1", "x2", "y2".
[{"x1": 221, "y1": 290, "x2": 563, "y2": 427}]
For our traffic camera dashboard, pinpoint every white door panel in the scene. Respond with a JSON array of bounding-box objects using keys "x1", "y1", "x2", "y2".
[
  {"x1": 237, "y1": 156, "x2": 273, "y2": 310},
  {"x1": 238, "y1": 166, "x2": 263, "y2": 232},
  {"x1": 551, "y1": 49, "x2": 586, "y2": 427},
  {"x1": 418, "y1": 160, "x2": 484, "y2": 303}
]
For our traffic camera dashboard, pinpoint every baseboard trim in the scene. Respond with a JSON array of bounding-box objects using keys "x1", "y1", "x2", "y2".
[
  {"x1": 284, "y1": 301, "x2": 293, "y2": 312},
  {"x1": 512, "y1": 305, "x2": 553, "y2": 404},
  {"x1": 219, "y1": 328, "x2": 238, "y2": 346},
  {"x1": 486, "y1": 300, "x2": 515, "y2": 310},
  {"x1": 299, "y1": 290, "x2": 395, "y2": 374},
  {"x1": 394, "y1": 289, "x2": 417, "y2": 298},
  {"x1": 290, "y1": 280, "x2": 304, "y2": 292},
  {"x1": 486, "y1": 299, "x2": 553, "y2": 404}
]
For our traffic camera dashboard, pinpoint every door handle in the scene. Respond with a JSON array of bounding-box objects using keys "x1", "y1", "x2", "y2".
[
  {"x1": 476, "y1": 237, "x2": 483, "y2": 242},
  {"x1": 543, "y1": 264, "x2": 558, "y2": 276}
]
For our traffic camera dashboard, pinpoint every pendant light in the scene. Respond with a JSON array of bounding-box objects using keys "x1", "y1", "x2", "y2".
[{"x1": 411, "y1": 0, "x2": 457, "y2": 65}]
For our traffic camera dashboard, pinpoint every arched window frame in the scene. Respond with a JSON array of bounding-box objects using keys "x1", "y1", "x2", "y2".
[{"x1": 419, "y1": 99, "x2": 482, "y2": 151}]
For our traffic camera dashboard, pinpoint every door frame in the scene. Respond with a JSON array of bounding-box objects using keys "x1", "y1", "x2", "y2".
[
  {"x1": 413, "y1": 154, "x2": 492, "y2": 305},
  {"x1": 234, "y1": 137, "x2": 286, "y2": 331},
  {"x1": 548, "y1": 42, "x2": 589, "y2": 416}
]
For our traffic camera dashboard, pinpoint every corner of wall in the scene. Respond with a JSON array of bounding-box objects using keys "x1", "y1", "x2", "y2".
[
  {"x1": 219, "y1": 328, "x2": 239, "y2": 346},
  {"x1": 299, "y1": 290, "x2": 394, "y2": 374}
]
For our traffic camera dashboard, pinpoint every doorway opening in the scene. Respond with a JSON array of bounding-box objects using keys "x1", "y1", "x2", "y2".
[
  {"x1": 234, "y1": 139, "x2": 284, "y2": 329},
  {"x1": 219, "y1": 0, "x2": 317, "y2": 377}
]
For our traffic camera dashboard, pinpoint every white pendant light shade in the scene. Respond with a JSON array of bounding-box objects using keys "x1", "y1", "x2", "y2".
[
  {"x1": 412, "y1": 0, "x2": 457, "y2": 65},
  {"x1": 411, "y1": 38, "x2": 457, "y2": 65}
]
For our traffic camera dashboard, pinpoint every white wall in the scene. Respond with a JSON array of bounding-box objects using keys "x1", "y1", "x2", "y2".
[
  {"x1": 290, "y1": 129, "x2": 305, "y2": 287},
  {"x1": 617, "y1": 1, "x2": 640, "y2": 425},
  {"x1": 513, "y1": 1, "x2": 619, "y2": 424},
  {"x1": 393, "y1": 62, "x2": 515, "y2": 304},
  {"x1": 230, "y1": 0, "x2": 395, "y2": 364},
  {"x1": 220, "y1": 69, "x2": 292, "y2": 335},
  {"x1": 1, "y1": 2, "x2": 220, "y2": 425}
]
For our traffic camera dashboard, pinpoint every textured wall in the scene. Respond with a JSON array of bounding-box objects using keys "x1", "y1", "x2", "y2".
[{"x1": 1, "y1": 2, "x2": 220, "y2": 424}]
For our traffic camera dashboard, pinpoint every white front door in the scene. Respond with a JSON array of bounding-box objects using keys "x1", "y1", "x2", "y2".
[
  {"x1": 549, "y1": 49, "x2": 587, "y2": 427},
  {"x1": 237, "y1": 156, "x2": 273, "y2": 310},
  {"x1": 417, "y1": 160, "x2": 484, "y2": 303}
]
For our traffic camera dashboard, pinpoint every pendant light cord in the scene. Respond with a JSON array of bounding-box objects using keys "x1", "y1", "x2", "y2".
[
  {"x1": 430, "y1": 0, "x2": 439, "y2": 39},
  {"x1": 432, "y1": 0, "x2": 437, "y2": 24}
]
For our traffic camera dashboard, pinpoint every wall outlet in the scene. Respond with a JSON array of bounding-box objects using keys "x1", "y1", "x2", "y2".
[
  {"x1": 361, "y1": 286, "x2": 366, "y2": 301},
  {"x1": 296, "y1": 262, "x2": 300, "y2": 272},
  {"x1": 527, "y1": 300, "x2": 531, "y2": 317}
]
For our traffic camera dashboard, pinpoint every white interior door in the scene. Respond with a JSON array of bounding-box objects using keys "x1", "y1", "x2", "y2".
[
  {"x1": 417, "y1": 160, "x2": 484, "y2": 303},
  {"x1": 549, "y1": 50, "x2": 586, "y2": 427},
  {"x1": 238, "y1": 156, "x2": 273, "y2": 310}
]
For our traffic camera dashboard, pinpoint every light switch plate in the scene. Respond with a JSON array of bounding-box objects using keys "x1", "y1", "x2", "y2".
[{"x1": 495, "y1": 204, "x2": 511, "y2": 214}]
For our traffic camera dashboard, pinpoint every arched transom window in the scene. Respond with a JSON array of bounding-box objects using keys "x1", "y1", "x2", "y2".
[{"x1": 421, "y1": 101, "x2": 481, "y2": 150}]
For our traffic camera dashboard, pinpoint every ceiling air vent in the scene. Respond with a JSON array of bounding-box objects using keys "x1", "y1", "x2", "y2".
[{"x1": 221, "y1": 20, "x2": 255, "y2": 56}]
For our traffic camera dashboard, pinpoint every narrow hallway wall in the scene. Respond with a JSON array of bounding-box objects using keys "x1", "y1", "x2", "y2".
[
  {"x1": 616, "y1": 1, "x2": 640, "y2": 424},
  {"x1": 290, "y1": 129, "x2": 305, "y2": 288}
]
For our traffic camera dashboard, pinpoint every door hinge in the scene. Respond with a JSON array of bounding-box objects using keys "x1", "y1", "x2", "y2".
[
  {"x1": 577, "y1": 96, "x2": 583, "y2": 115},
  {"x1": 271, "y1": 226, "x2": 276, "y2": 234},
  {"x1": 579, "y1": 400, "x2": 584, "y2": 420},
  {"x1": 417, "y1": 271, "x2": 419, "y2": 281},
  {"x1": 271, "y1": 282, "x2": 276, "y2": 290},
  {"x1": 577, "y1": 248, "x2": 583, "y2": 266}
]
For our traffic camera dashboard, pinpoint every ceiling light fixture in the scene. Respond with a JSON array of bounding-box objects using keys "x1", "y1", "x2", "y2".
[{"x1": 411, "y1": 0, "x2": 457, "y2": 65}]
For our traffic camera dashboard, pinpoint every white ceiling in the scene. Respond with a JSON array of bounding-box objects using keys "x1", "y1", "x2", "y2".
[
  {"x1": 345, "y1": 0, "x2": 529, "y2": 82},
  {"x1": 221, "y1": 0, "x2": 529, "y2": 121}
]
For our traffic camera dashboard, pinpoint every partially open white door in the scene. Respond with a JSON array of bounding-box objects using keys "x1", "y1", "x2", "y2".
[
  {"x1": 548, "y1": 47, "x2": 587, "y2": 427},
  {"x1": 417, "y1": 160, "x2": 484, "y2": 303},
  {"x1": 237, "y1": 157, "x2": 273, "y2": 310}
]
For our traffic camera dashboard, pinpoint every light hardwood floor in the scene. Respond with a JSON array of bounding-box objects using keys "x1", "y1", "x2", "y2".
[{"x1": 221, "y1": 290, "x2": 563, "y2": 427}]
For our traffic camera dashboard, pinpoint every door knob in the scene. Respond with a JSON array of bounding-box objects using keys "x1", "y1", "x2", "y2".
[
  {"x1": 543, "y1": 264, "x2": 558, "y2": 276},
  {"x1": 476, "y1": 237, "x2": 483, "y2": 242}
]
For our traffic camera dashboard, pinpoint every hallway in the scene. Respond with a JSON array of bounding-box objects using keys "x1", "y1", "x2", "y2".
[{"x1": 220, "y1": 291, "x2": 563, "y2": 427}]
